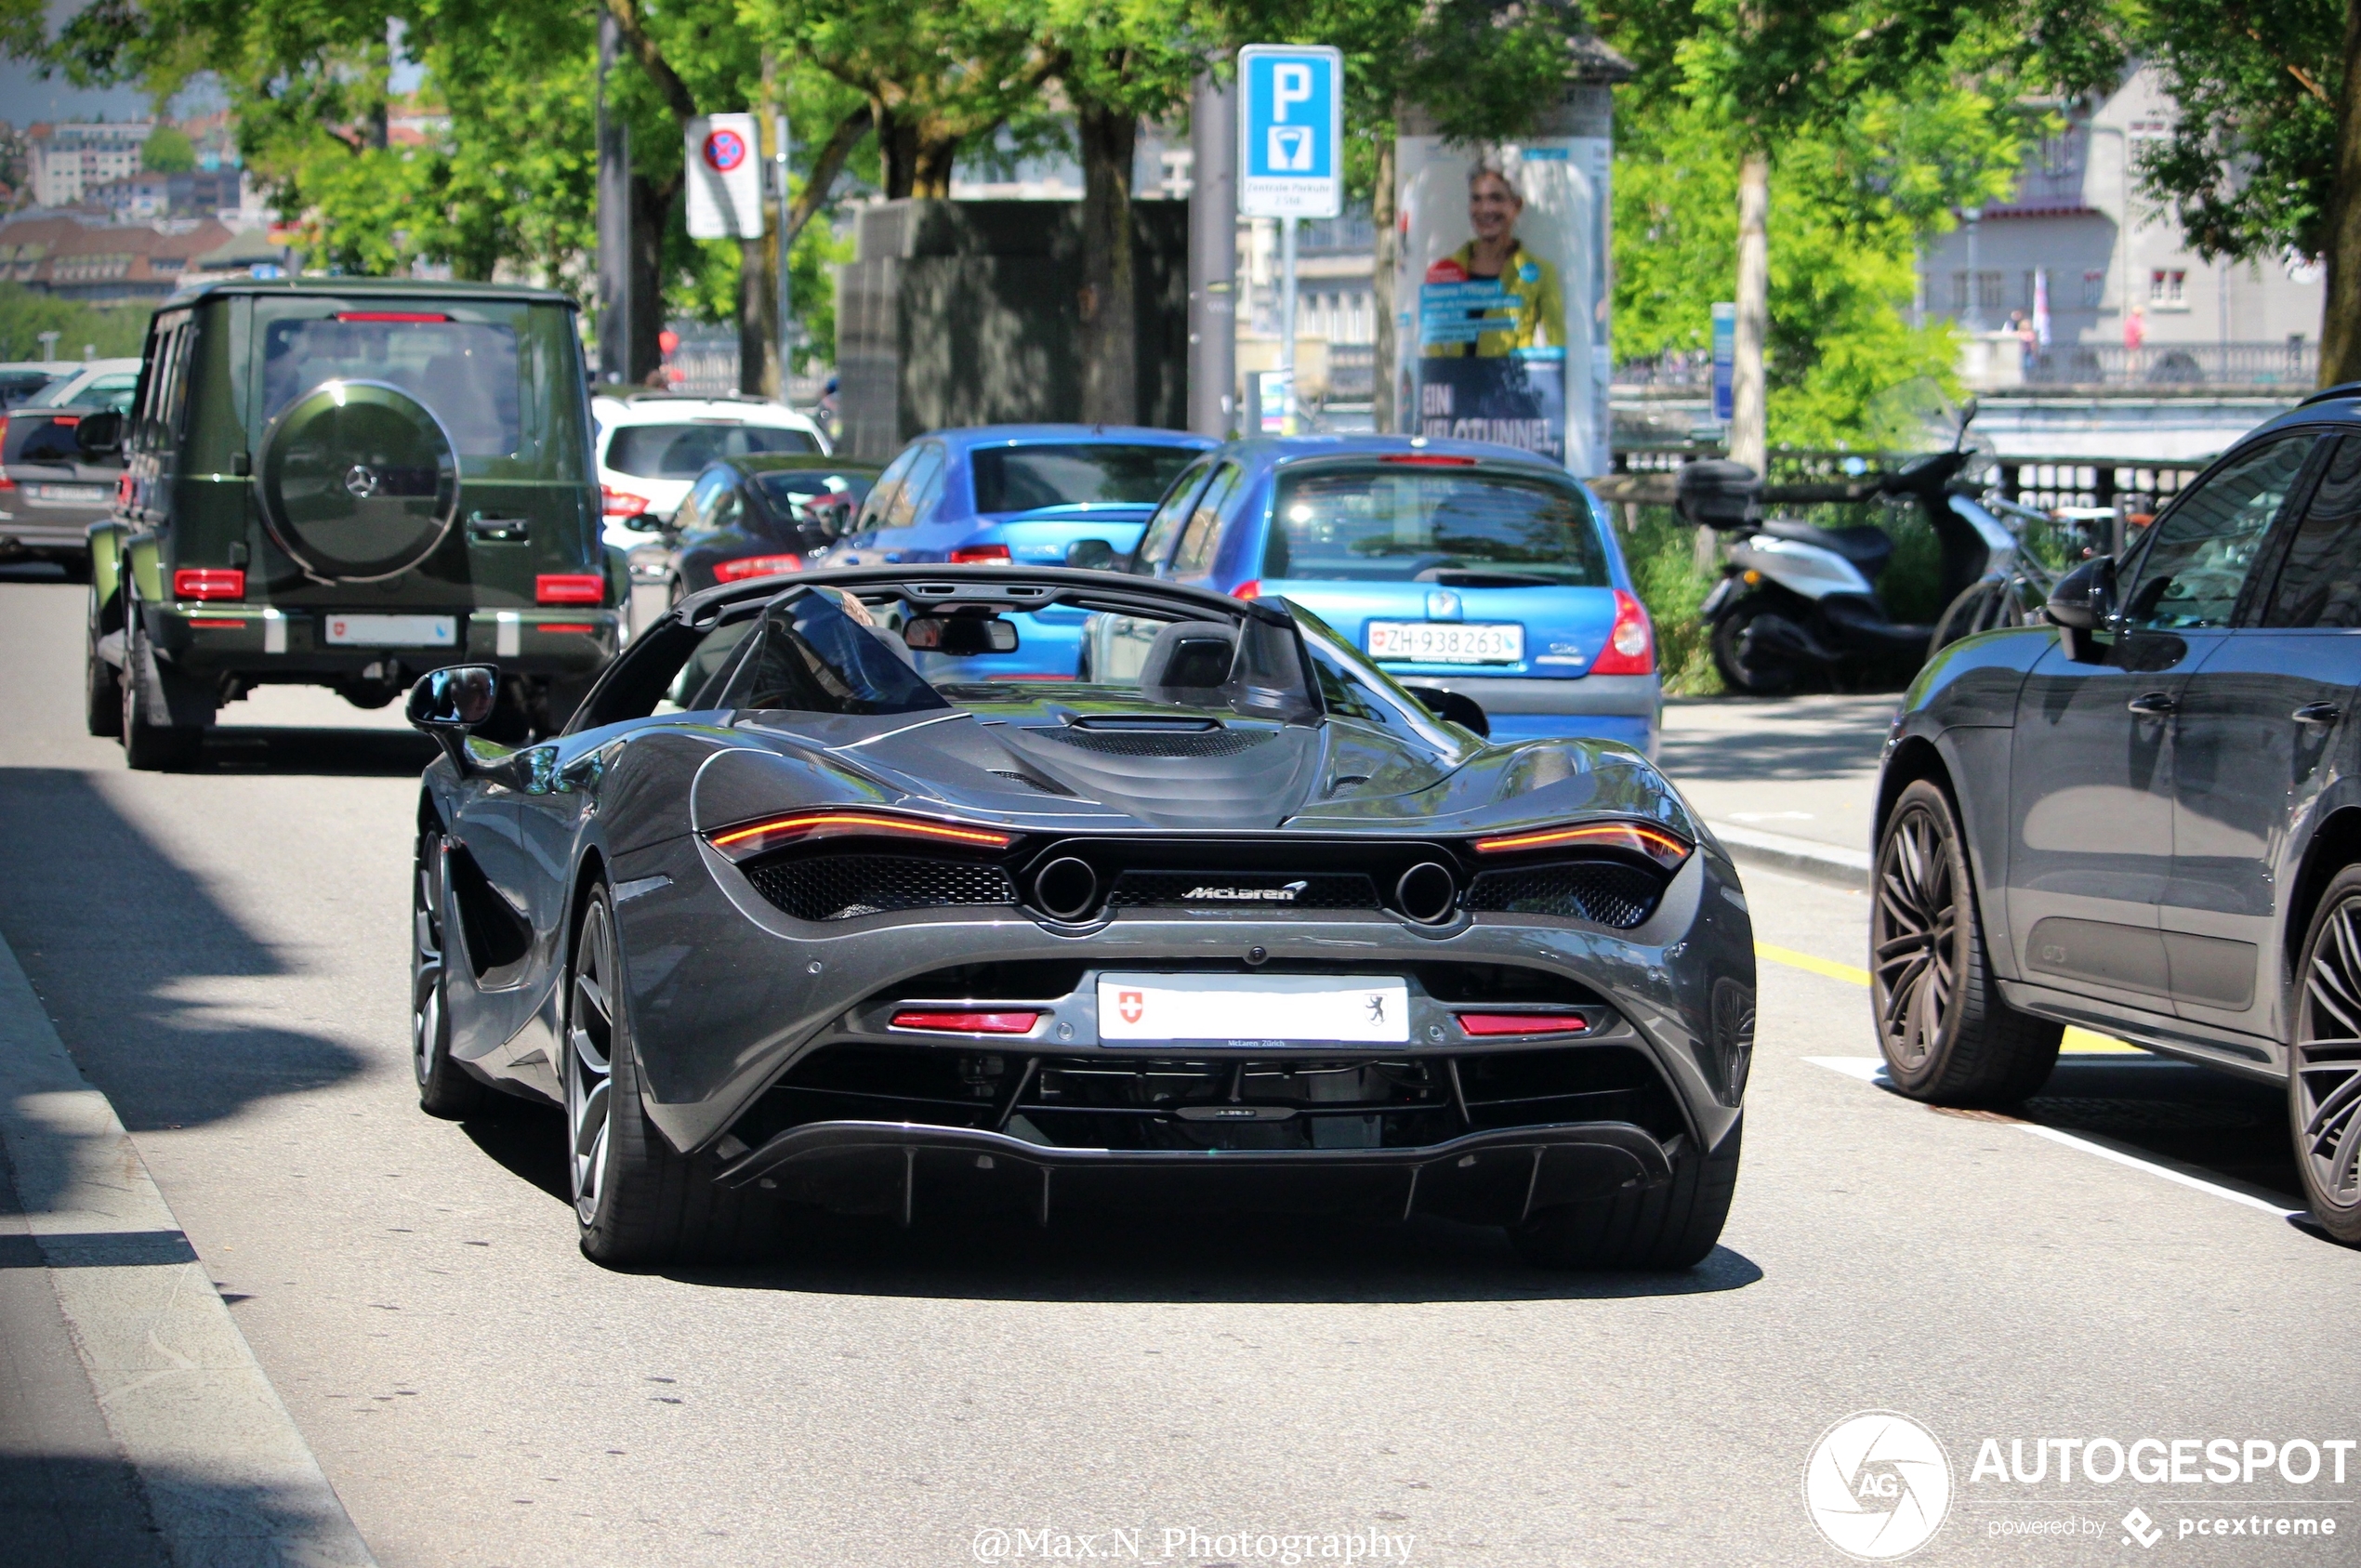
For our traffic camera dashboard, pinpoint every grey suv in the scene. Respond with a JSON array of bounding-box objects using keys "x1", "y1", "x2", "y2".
[{"x1": 1873, "y1": 384, "x2": 2361, "y2": 1240}]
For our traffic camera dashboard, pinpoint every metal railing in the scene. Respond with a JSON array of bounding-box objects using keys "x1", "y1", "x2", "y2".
[
  {"x1": 2021, "y1": 340, "x2": 2318, "y2": 389},
  {"x1": 1602, "y1": 444, "x2": 2209, "y2": 520}
]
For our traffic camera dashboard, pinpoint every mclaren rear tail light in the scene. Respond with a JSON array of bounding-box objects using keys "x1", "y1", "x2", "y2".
[
  {"x1": 949, "y1": 544, "x2": 1012, "y2": 564},
  {"x1": 1588, "y1": 588, "x2": 1655, "y2": 676},
  {"x1": 1472, "y1": 820, "x2": 1690, "y2": 870},
  {"x1": 703, "y1": 810, "x2": 1015, "y2": 863},
  {"x1": 711, "y1": 553, "x2": 804, "y2": 583}
]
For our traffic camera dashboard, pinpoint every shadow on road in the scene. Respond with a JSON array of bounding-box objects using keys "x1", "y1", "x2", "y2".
[
  {"x1": 0, "y1": 769, "x2": 369, "y2": 1152},
  {"x1": 1657, "y1": 694, "x2": 1893, "y2": 785},
  {"x1": 194, "y1": 726, "x2": 437, "y2": 778}
]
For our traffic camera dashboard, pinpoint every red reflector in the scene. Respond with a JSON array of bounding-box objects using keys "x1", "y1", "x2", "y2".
[
  {"x1": 172, "y1": 568, "x2": 245, "y2": 601},
  {"x1": 1380, "y1": 453, "x2": 1479, "y2": 467},
  {"x1": 890, "y1": 1010, "x2": 1041, "y2": 1034},
  {"x1": 600, "y1": 485, "x2": 651, "y2": 518},
  {"x1": 949, "y1": 545, "x2": 1011, "y2": 564},
  {"x1": 538, "y1": 623, "x2": 596, "y2": 634},
  {"x1": 535, "y1": 573, "x2": 606, "y2": 605},
  {"x1": 1589, "y1": 587, "x2": 1655, "y2": 676},
  {"x1": 334, "y1": 311, "x2": 451, "y2": 323},
  {"x1": 1232, "y1": 579, "x2": 1262, "y2": 600},
  {"x1": 711, "y1": 552, "x2": 804, "y2": 583},
  {"x1": 50, "y1": 414, "x2": 79, "y2": 428},
  {"x1": 1456, "y1": 1012, "x2": 1588, "y2": 1037}
]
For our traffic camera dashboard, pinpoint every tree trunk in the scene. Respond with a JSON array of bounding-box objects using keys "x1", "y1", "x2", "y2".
[
  {"x1": 628, "y1": 172, "x2": 677, "y2": 384},
  {"x1": 1076, "y1": 101, "x2": 1138, "y2": 425},
  {"x1": 877, "y1": 104, "x2": 919, "y2": 199},
  {"x1": 911, "y1": 138, "x2": 958, "y2": 199},
  {"x1": 2324, "y1": 0, "x2": 2361, "y2": 384},
  {"x1": 1372, "y1": 135, "x2": 1397, "y2": 434},
  {"x1": 1730, "y1": 148, "x2": 1770, "y2": 476}
]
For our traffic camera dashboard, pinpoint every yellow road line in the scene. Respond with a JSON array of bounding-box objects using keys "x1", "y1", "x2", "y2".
[{"x1": 1752, "y1": 942, "x2": 2143, "y2": 1054}]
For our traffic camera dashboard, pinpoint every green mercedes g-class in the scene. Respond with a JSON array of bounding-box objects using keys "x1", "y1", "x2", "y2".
[{"x1": 82, "y1": 278, "x2": 622, "y2": 768}]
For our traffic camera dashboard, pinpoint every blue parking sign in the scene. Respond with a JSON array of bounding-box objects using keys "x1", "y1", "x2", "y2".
[{"x1": 1237, "y1": 45, "x2": 1343, "y2": 219}]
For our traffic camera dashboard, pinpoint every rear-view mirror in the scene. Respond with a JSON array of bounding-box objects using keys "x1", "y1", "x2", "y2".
[
  {"x1": 406, "y1": 665, "x2": 499, "y2": 766},
  {"x1": 2045, "y1": 557, "x2": 2117, "y2": 661},
  {"x1": 902, "y1": 614, "x2": 1019, "y2": 656},
  {"x1": 1403, "y1": 684, "x2": 1489, "y2": 739},
  {"x1": 1064, "y1": 538, "x2": 1116, "y2": 571},
  {"x1": 74, "y1": 410, "x2": 124, "y2": 459}
]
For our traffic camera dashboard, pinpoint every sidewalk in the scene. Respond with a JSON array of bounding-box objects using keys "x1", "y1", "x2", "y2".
[
  {"x1": 1658, "y1": 692, "x2": 1896, "y2": 884},
  {"x1": 0, "y1": 931, "x2": 376, "y2": 1567}
]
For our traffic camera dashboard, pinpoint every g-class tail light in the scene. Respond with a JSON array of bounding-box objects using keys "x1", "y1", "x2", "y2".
[
  {"x1": 535, "y1": 573, "x2": 607, "y2": 605},
  {"x1": 1588, "y1": 588, "x2": 1655, "y2": 676},
  {"x1": 172, "y1": 568, "x2": 246, "y2": 600},
  {"x1": 711, "y1": 553, "x2": 803, "y2": 583}
]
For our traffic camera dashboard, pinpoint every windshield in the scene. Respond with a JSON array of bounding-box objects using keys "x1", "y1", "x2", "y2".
[
  {"x1": 970, "y1": 444, "x2": 1204, "y2": 512},
  {"x1": 609, "y1": 422, "x2": 816, "y2": 479},
  {"x1": 1265, "y1": 468, "x2": 1610, "y2": 585},
  {"x1": 753, "y1": 468, "x2": 875, "y2": 508},
  {"x1": 696, "y1": 588, "x2": 950, "y2": 715},
  {"x1": 262, "y1": 319, "x2": 520, "y2": 456},
  {"x1": 25, "y1": 372, "x2": 132, "y2": 410}
]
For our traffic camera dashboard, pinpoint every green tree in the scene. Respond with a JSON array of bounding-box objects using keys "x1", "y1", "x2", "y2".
[
  {"x1": 141, "y1": 124, "x2": 195, "y2": 171},
  {"x1": 0, "y1": 282, "x2": 150, "y2": 360}
]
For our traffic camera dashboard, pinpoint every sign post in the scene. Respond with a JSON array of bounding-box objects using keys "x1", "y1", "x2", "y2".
[
  {"x1": 685, "y1": 113, "x2": 766, "y2": 241},
  {"x1": 1238, "y1": 45, "x2": 1341, "y2": 435},
  {"x1": 1710, "y1": 302, "x2": 1735, "y2": 426}
]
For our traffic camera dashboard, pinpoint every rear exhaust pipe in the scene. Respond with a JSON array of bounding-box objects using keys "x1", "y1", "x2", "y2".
[
  {"x1": 1034, "y1": 857, "x2": 1101, "y2": 921},
  {"x1": 1395, "y1": 862, "x2": 1457, "y2": 925}
]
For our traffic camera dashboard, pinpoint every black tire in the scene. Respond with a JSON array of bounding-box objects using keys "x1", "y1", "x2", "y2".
[
  {"x1": 413, "y1": 825, "x2": 502, "y2": 1119},
  {"x1": 565, "y1": 888, "x2": 768, "y2": 1266},
  {"x1": 119, "y1": 613, "x2": 203, "y2": 771},
  {"x1": 2288, "y1": 865, "x2": 2361, "y2": 1245},
  {"x1": 1709, "y1": 594, "x2": 1802, "y2": 696},
  {"x1": 1511, "y1": 1117, "x2": 1741, "y2": 1270},
  {"x1": 1871, "y1": 777, "x2": 2060, "y2": 1103},
  {"x1": 85, "y1": 586, "x2": 121, "y2": 739}
]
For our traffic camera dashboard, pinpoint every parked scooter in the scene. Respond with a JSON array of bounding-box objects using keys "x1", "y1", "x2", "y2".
[{"x1": 1683, "y1": 420, "x2": 2022, "y2": 695}]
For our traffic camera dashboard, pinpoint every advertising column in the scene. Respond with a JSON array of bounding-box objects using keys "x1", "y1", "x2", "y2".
[{"x1": 1395, "y1": 101, "x2": 1612, "y2": 476}]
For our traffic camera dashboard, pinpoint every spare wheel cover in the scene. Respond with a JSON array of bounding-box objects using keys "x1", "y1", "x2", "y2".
[{"x1": 258, "y1": 378, "x2": 460, "y2": 581}]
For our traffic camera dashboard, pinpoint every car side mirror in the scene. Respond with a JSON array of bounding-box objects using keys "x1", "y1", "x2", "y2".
[
  {"x1": 406, "y1": 664, "x2": 499, "y2": 770},
  {"x1": 1064, "y1": 538, "x2": 1116, "y2": 571},
  {"x1": 75, "y1": 409, "x2": 124, "y2": 459},
  {"x1": 1403, "y1": 683, "x2": 1489, "y2": 739},
  {"x1": 2045, "y1": 556, "x2": 2117, "y2": 662}
]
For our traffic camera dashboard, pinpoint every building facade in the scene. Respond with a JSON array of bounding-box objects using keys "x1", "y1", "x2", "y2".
[{"x1": 29, "y1": 121, "x2": 153, "y2": 209}]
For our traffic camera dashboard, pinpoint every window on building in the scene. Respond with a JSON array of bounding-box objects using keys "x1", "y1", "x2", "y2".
[
  {"x1": 1976, "y1": 271, "x2": 2005, "y2": 310},
  {"x1": 2150, "y1": 269, "x2": 2187, "y2": 307},
  {"x1": 2082, "y1": 270, "x2": 2106, "y2": 309},
  {"x1": 1950, "y1": 271, "x2": 1971, "y2": 311}
]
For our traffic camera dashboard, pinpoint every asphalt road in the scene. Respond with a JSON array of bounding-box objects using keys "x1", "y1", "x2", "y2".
[{"x1": 2, "y1": 571, "x2": 2356, "y2": 1568}]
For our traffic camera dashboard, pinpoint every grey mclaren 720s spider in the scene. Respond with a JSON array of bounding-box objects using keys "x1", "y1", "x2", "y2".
[{"x1": 403, "y1": 566, "x2": 1754, "y2": 1267}]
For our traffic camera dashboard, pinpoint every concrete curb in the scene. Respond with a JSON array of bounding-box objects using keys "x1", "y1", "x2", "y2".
[
  {"x1": 1707, "y1": 821, "x2": 1873, "y2": 889},
  {"x1": 0, "y1": 932, "x2": 377, "y2": 1566}
]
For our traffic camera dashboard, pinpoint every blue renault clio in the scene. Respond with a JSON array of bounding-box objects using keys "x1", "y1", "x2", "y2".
[
  {"x1": 1113, "y1": 436, "x2": 1661, "y2": 752},
  {"x1": 823, "y1": 424, "x2": 1216, "y2": 678}
]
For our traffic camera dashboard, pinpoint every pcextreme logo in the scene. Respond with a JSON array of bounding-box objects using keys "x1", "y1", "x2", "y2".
[{"x1": 1803, "y1": 1411, "x2": 1954, "y2": 1561}]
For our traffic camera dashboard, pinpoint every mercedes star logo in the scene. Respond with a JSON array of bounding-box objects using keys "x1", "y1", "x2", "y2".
[{"x1": 343, "y1": 464, "x2": 380, "y2": 498}]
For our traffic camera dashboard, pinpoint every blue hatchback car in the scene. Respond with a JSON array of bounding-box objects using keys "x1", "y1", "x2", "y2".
[
  {"x1": 1112, "y1": 436, "x2": 1662, "y2": 752},
  {"x1": 824, "y1": 424, "x2": 1217, "y2": 678}
]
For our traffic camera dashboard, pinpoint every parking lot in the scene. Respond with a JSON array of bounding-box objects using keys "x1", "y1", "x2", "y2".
[{"x1": 2, "y1": 569, "x2": 2354, "y2": 1566}]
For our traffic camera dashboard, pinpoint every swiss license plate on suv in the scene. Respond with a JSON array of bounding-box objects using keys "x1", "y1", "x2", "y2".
[
  {"x1": 1366, "y1": 621, "x2": 1523, "y2": 663},
  {"x1": 324, "y1": 614, "x2": 456, "y2": 647}
]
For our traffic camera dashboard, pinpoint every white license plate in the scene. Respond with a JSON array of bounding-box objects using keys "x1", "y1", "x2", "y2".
[
  {"x1": 28, "y1": 483, "x2": 107, "y2": 503},
  {"x1": 323, "y1": 613, "x2": 456, "y2": 647},
  {"x1": 1366, "y1": 621, "x2": 1524, "y2": 664},
  {"x1": 1098, "y1": 973, "x2": 1409, "y2": 1044}
]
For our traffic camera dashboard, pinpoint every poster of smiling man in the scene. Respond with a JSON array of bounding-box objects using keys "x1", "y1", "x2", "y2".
[{"x1": 1396, "y1": 126, "x2": 1610, "y2": 476}]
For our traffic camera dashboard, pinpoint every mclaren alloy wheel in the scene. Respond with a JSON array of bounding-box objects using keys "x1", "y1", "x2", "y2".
[{"x1": 413, "y1": 826, "x2": 499, "y2": 1118}]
